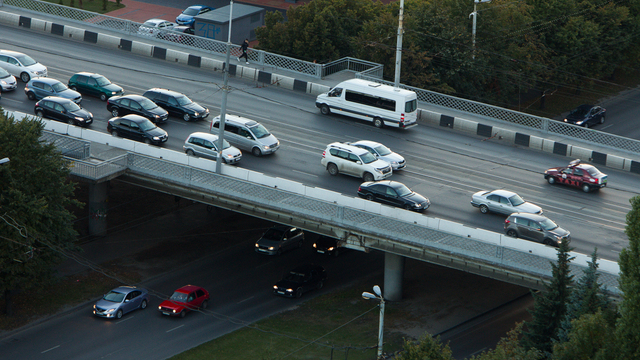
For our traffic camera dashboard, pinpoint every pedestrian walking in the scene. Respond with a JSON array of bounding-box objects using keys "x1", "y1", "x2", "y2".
[{"x1": 237, "y1": 39, "x2": 249, "y2": 64}]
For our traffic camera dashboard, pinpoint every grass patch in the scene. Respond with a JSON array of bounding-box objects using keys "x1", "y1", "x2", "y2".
[
  {"x1": 171, "y1": 287, "x2": 408, "y2": 360},
  {"x1": 0, "y1": 268, "x2": 140, "y2": 331}
]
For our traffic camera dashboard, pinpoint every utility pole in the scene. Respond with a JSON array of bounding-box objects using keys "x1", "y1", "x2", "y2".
[
  {"x1": 216, "y1": 0, "x2": 234, "y2": 173},
  {"x1": 394, "y1": 0, "x2": 405, "y2": 88},
  {"x1": 470, "y1": 0, "x2": 491, "y2": 60}
]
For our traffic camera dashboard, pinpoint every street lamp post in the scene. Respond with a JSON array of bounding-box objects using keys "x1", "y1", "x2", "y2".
[
  {"x1": 0, "y1": 158, "x2": 9, "y2": 165},
  {"x1": 393, "y1": 0, "x2": 405, "y2": 88},
  {"x1": 362, "y1": 285, "x2": 385, "y2": 359},
  {"x1": 469, "y1": 0, "x2": 491, "y2": 60},
  {"x1": 215, "y1": 0, "x2": 234, "y2": 173}
]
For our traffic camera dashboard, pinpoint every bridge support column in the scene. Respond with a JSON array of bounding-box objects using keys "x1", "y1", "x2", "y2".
[
  {"x1": 88, "y1": 181, "x2": 109, "y2": 236},
  {"x1": 384, "y1": 252, "x2": 405, "y2": 301}
]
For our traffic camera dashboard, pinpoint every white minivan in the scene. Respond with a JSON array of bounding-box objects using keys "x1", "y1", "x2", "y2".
[
  {"x1": 315, "y1": 79, "x2": 418, "y2": 129},
  {"x1": 210, "y1": 114, "x2": 280, "y2": 156}
]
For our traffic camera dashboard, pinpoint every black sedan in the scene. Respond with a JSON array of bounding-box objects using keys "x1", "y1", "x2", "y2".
[
  {"x1": 107, "y1": 114, "x2": 168, "y2": 145},
  {"x1": 313, "y1": 235, "x2": 345, "y2": 256},
  {"x1": 34, "y1": 96, "x2": 93, "y2": 127},
  {"x1": 357, "y1": 180, "x2": 430, "y2": 212},
  {"x1": 273, "y1": 264, "x2": 327, "y2": 298},
  {"x1": 142, "y1": 88, "x2": 209, "y2": 122},
  {"x1": 563, "y1": 104, "x2": 606, "y2": 128},
  {"x1": 106, "y1": 94, "x2": 168, "y2": 124}
]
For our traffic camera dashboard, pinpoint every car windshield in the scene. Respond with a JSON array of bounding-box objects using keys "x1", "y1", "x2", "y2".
[
  {"x1": 221, "y1": 139, "x2": 232, "y2": 149},
  {"x1": 103, "y1": 291, "x2": 126, "y2": 302},
  {"x1": 182, "y1": 8, "x2": 199, "y2": 15},
  {"x1": 540, "y1": 218, "x2": 558, "y2": 231},
  {"x1": 169, "y1": 292, "x2": 188, "y2": 302},
  {"x1": 139, "y1": 98, "x2": 158, "y2": 110},
  {"x1": 395, "y1": 184, "x2": 412, "y2": 197},
  {"x1": 582, "y1": 165, "x2": 602, "y2": 177},
  {"x1": 262, "y1": 228, "x2": 284, "y2": 240},
  {"x1": 0, "y1": 68, "x2": 9, "y2": 77},
  {"x1": 571, "y1": 107, "x2": 589, "y2": 117},
  {"x1": 51, "y1": 82, "x2": 67, "y2": 92},
  {"x1": 360, "y1": 152, "x2": 377, "y2": 164},
  {"x1": 176, "y1": 95, "x2": 192, "y2": 106},
  {"x1": 284, "y1": 271, "x2": 305, "y2": 282},
  {"x1": 509, "y1": 194, "x2": 525, "y2": 206},
  {"x1": 16, "y1": 54, "x2": 37, "y2": 67},
  {"x1": 374, "y1": 144, "x2": 392, "y2": 156},
  {"x1": 95, "y1": 76, "x2": 111, "y2": 86},
  {"x1": 250, "y1": 124, "x2": 271, "y2": 139},
  {"x1": 138, "y1": 120, "x2": 157, "y2": 131},
  {"x1": 63, "y1": 102, "x2": 81, "y2": 111}
]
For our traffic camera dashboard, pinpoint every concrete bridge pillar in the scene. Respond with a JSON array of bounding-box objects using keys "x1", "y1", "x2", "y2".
[
  {"x1": 88, "y1": 181, "x2": 109, "y2": 236},
  {"x1": 384, "y1": 252, "x2": 405, "y2": 301}
]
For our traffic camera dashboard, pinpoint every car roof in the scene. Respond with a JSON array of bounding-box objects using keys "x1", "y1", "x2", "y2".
[
  {"x1": 270, "y1": 224, "x2": 295, "y2": 231},
  {"x1": 0, "y1": 50, "x2": 24, "y2": 56},
  {"x1": 117, "y1": 94, "x2": 147, "y2": 101},
  {"x1": 111, "y1": 286, "x2": 142, "y2": 294},
  {"x1": 175, "y1": 285, "x2": 204, "y2": 293},
  {"x1": 145, "y1": 88, "x2": 183, "y2": 97},
  {"x1": 327, "y1": 142, "x2": 369, "y2": 156},
  {"x1": 508, "y1": 212, "x2": 548, "y2": 221},
  {"x1": 215, "y1": 114, "x2": 258, "y2": 126},
  {"x1": 576, "y1": 104, "x2": 594, "y2": 110},
  {"x1": 144, "y1": 18, "x2": 170, "y2": 25},
  {"x1": 487, "y1": 189, "x2": 517, "y2": 197},
  {"x1": 351, "y1": 140, "x2": 382, "y2": 148},
  {"x1": 188, "y1": 5, "x2": 209, "y2": 9},
  {"x1": 116, "y1": 114, "x2": 150, "y2": 123},
  {"x1": 40, "y1": 96, "x2": 74, "y2": 103},
  {"x1": 187, "y1": 132, "x2": 219, "y2": 142},
  {"x1": 363, "y1": 180, "x2": 406, "y2": 189},
  {"x1": 30, "y1": 77, "x2": 62, "y2": 85},
  {"x1": 73, "y1": 72, "x2": 101, "y2": 78}
]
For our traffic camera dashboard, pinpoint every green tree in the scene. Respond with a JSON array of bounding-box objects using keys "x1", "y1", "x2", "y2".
[
  {"x1": 614, "y1": 195, "x2": 640, "y2": 359},
  {"x1": 522, "y1": 238, "x2": 574, "y2": 356},
  {"x1": 397, "y1": 334, "x2": 454, "y2": 360},
  {"x1": 470, "y1": 322, "x2": 543, "y2": 360},
  {"x1": 552, "y1": 311, "x2": 615, "y2": 360},
  {"x1": 0, "y1": 111, "x2": 80, "y2": 316},
  {"x1": 556, "y1": 248, "x2": 612, "y2": 343}
]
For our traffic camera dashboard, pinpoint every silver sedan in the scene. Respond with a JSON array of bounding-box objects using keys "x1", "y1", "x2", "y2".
[
  {"x1": 471, "y1": 189, "x2": 542, "y2": 215},
  {"x1": 348, "y1": 140, "x2": 406, "y2": 170}
]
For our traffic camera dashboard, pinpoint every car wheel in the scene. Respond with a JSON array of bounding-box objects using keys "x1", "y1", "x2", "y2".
[
  {"x1": 20, "y1": 72, "x2": 30, "y2": 83},
  {"x1": 373, "y1": 117, "x2": 384, "y2": 129},
  {"x1": 69, "y1": 85, "x2": 78, "y2": 91},
  {"x1": 547, "y1": 176, "x2": 555, "y2": 185},
  {"x1": 506, "y1": 229, "x2": 518, "y2": 238},
  {"x1": 116, "y1": 309, "x2": 123, "y2": 319},
  {"x1": 582, "y1": 184, "x2": 591, "y2": 193},
  {"x1": 68, "y1": 119, "x2": 75, "y2": 125},
  {"x1": 295, "y1": 287, "x2": 303, "y2": 298},
  {"x1": 112, "y1": 130, "x2": 119, "y2": 137},
  {"x1": 186, "y1": 149, "x2": 196, "y2": 156},
  {"x1": 366, "y1": 194, "x2": 374, "y2": 201},
  {"x1": 404, "y1": 204, "x2": 412, "y2": 211},
  {"x1": 179, "y1": 310, "x2": 186, "y2": 318},
  {"x1": 111, "y1": 108, "x2": 119, "y2": 117},
  {"x1": 316, "y1": 281, "x2": 324, "y2": 290},
  {"x1": 583, "y1": 122, "x2": 589, "y2": 129},
  {"x1": 183, "y1": 113, "x2": 191, "y2": 121},
  {"x1": 320, "y1": 104, "x2": 330, "y2": 115},
  {"x1": 327, "y1": 163, "x2": 338, "y2": 176},
  {"x1": 252, "y1": 147, "x2": 262, "y2": 157},
  {"x1": 543, "y1": 238, "x2": 554, "y2": 246},
  {"x1": 144, "y1": 138, "x2": 151, "y2": 145},
  {"x1": 100, "y1": 93, "x2": 108, "y2": 102},
  {"x1": 363, "y1": 172, "x2": 374, "y2": 182},
  {"x1": 600, "y1": 115, "x2": 605, "y2": 124},
  {"x1": 479, "y1": 204, "x2": 489, "y2": 214},
  {"x1": 36, "y1": 110, "x2": 44, "y2": 118},
  {"x1": 201, "y1": 300, "x2": 208, "y2": 310},
  {"x1": 27, "y1": 92, "x2": 36, "y2": 101},
  {"x1": 140, "y1": 300, "x2": 148, "y2": 310}
]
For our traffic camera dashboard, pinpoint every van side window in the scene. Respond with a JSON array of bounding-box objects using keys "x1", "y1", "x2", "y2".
[
  {"x1": 239, "y1": 128, "x2": 252, "y2": 138},
  {"x1": 348, "y1": 153, "x2": 360, "y2": 162},
  {"x1": 225, "y1": 124, "x2": 239, "y2": 134},
  {"x1": 345, "y1": 90, "x2": 396, "y2": 111},
  {"x1": 212, "y1": 121, "x2": 219, "y2": 129}
]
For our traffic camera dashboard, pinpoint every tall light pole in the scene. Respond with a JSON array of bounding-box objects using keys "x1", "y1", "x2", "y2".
[
  {"x1": 215, "y1": 0, "x2": 234, "y2": 173},
  {"x1": 394, "y1": 0, "x2": 405, "y2": 88},
  {"x1": 362, "y1": 285, "x2": 385, "y2": 359},
  {"x1": 469, "y1": 0, "x2": 491, "y2": 60}
]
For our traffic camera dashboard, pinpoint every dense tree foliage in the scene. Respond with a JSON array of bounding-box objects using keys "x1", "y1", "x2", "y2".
[
  {"x1": 552, "y1": 311, "x2": 615, "y2": 360},
  {"x1": 396, "y1": 334, "x2": 454, "y2": 360},
  {"x1": 521, "y1": 238, "x2": 574, "y2": 356},
  {"x1": 257, "y1": 0, "x2": 637, "y2": 106},
  {"x1": 614, "y1": 195, "x2": 640, "y2": 359},
  {"x1": 0, "y1": 111, "x2": 80, "y2": 315}
]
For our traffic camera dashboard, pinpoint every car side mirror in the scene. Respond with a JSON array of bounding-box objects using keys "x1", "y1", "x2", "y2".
[
  {"x1": 124, "y1": 299, "x2": 130, "y2": 303},
  {"x1": 356, "y1": 161, "x2": 362, "y2": 165}
]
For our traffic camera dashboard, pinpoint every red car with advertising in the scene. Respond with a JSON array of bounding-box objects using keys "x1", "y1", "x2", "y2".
[
  {"x1": 544, "y1": 159, "x2": 607, "y2": 193},
  {"x1": 158, "y1": 285, "x2": 210, "y2": 318}
]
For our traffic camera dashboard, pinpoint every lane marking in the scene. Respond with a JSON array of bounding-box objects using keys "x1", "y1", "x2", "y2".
[
  {"x1": 237, "y1": 296, "x2": 255, "y2": 304},
  {"x1": 166, "y1": 325, "x2": 185, "y2": 333},
  {"x1": 41, "y1": 345, "x2": 60, "y2": 354},
  {"x1": 291, "y1": 170, "x2": 318, "y2": 177}
]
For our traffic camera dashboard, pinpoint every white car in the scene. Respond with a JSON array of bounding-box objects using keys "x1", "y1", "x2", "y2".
[
  {"x1": 0, "y1": 67, "x2": 17, "y2": 92},
  {"x1": 348, "y1": 140, "x2": 406, "y2": 170},
  {"x1": 0, "y1": 50, "x2": 48, "y2": 83},
  {"x1": 471, "y1": 189, "x2": 542, "y2": 215},
  {"x1": 321, "y1": 142, "x2": 392, "y2": 182},
  {"x1": 137, "y1": 19, "x2": 176, "y2": 37}
]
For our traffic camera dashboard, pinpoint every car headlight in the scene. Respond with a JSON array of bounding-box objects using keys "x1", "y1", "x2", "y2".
[
  {"x1": 286, "y1": 288, "x2": 293, "y2": 293},
  {"x1": 414, "y1": 203, "x2": 422, "y2": 208},
  {"x1": 313, "y1": 243, "x2": 317, "y2": 248},
  {"x1": 106, "y1": 308, "x2": 115, "y2": 313},
  {"x1": 154, "y1": 115, "x2": 161, "y2": 119},
  {"x1": 193, "y1": 112, "x2": 199, "y2": 117},
  {"x1": 225, "y1": 154, "x2": 233, "y2": 159},
  {"x1": 390, "y1": 161, "x2": 398, "y2": 165},
  {"x1": 75, "y1": 117, "x2": 84, "y2": 122},
  {"x1": 576, "y1": 120, "x2": 584, "y2": 125},
  {"x1": 111, "y1": 91, "x2": 117, "y2": 95},
  {"x1": 1, "y1": 80, "x2": 6, "y2": 85},
  {"x1": 152, "y1": 136, "x2": 160, "y2": 141},
  {"x1": 273, "y1": 285, "x2": 278, "y2": 290},
  {"x1": 375, "y1": 169, "x2": 384, "y2": 174},
  {"x1": 327, "y1": 247, "x2": 335, "y2": 251},
  {"x1": 255, "y1": 243, "x2": 259, "y2": 248},
  {"x1": 268, "y1": 246, "x2": 274, "y2": 250},
  {"x1": 263, "y1": 145, "x2": 269, "y2": 150},
  {"x1": 172, "y1": 309, "x2": 177, "y2": 313}
]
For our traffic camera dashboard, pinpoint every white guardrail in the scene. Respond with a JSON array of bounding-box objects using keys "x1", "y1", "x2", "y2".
[{"x1": 6, "y1": 110, "x2": 621, "y2": 293}]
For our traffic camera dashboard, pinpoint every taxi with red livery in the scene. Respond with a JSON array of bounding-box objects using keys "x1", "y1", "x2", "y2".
[{"x1": 544, "y1": 159, "x2": 607, "y2": 193}]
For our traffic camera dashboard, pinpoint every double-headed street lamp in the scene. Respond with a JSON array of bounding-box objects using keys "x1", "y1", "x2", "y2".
[{"x1": 362, "y1": 285, "x2": 385, "y2": 359}]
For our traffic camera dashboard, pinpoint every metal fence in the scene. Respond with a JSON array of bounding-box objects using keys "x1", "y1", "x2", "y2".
[
  {"x1": 40, "y1": 131, "x2": 91, "y2": 159},
  {"x1": 67, "y1": 154, "x2": 127, "y2": 180}
]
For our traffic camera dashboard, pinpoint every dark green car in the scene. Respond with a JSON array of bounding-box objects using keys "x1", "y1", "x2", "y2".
[{"x1": 68, "y1": 72, "x2": 124, "y2": 101}]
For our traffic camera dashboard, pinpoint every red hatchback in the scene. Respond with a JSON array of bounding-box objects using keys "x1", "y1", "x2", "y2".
[
  {"x1": 158, "y1": 285, "x2": 210, "y2": 318},
  {"x1": 544, "y1": 159, "x2": 607, "y2": 193}
]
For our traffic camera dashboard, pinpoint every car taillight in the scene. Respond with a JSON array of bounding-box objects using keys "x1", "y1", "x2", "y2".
[
  {"x1": 400, "y1": 113, "x2": 405, "y2": 122},
  {"x1": 358, "y1": 186, "x2": 361, "y2": 192},
  {"x1": 322, "y1": 150, "x2": 326, "y2": 158},
  {"x1": 505, "y1": 219, "x2": 511, "y2": 224}
]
